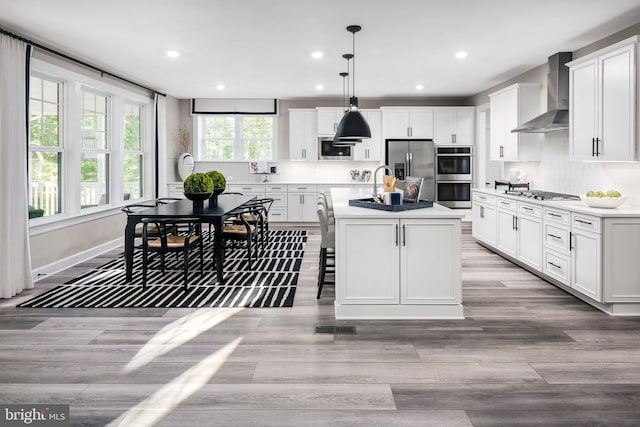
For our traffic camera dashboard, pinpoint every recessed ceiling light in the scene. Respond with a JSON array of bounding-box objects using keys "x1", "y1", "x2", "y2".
[
  {"x1": 315, "y1": 84, "x2": 324, "y2": 91},
  {"x1": 311, "y1": 51, "x2": 324, "y2": 59},
  {"x1": 165, "y1": 50, "x2": 180, "y2": 58},
  {"x1": 216, "y1": 84, "x2": 225, "y2": 91},
  {"x1": 455, "y1": 51, "x2": 468, "y2": 59},
  {"x1": 416, "y1": 84, "x2": 425, "y2": 90}
]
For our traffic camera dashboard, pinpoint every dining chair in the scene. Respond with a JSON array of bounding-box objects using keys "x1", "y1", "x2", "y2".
[
  {"x1": 239, "y1": 198, "x2": 274, "y2": 249},
  {"x1": 140, "y1": 218, "x2": 204, "y2": 291},
  {"x1": 316, "y1": 201, "x2": 335, "y2": 299},
  {"x1": 222, "y1": 205, "x2": 262, "y2": 269},
  {"x1": 122, "y1": 203, "x2": 165, "y2": 240}
]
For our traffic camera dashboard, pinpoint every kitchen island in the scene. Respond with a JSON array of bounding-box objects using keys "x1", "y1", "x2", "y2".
[{"x1": 331, "y1": 188, "x2": 465, "y2": 319}]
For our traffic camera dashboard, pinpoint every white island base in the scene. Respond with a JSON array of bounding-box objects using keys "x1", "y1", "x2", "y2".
[{"x1": 331, "y1": 188, "x2": 465, "y2": 320}]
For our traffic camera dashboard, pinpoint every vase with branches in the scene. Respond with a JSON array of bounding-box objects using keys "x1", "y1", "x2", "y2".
[
  {"x1": 176, "y1": 124, "x2": 194, "y2": 181},
  {"x1": 177, "y1": 124, "x2": 191, "y2": 153}
]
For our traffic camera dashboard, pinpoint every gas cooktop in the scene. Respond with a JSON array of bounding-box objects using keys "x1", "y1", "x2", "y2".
[{"x1": 504, "y1": 190, "x2": 580, "y2": 201}]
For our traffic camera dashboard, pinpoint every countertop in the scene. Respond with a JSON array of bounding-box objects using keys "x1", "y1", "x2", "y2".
[
  {"x1": 332, "y1": 188, "x2": 465, "y2": 220},
  {"x1": 473, "y1": 188, "x2": 640, "y2": 218},
  {"x1": 169, "y1": 181, "x2": 374, "y2": 186}
]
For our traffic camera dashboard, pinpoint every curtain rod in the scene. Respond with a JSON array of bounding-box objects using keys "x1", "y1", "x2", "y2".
[{"x1": 0, "y1": 27, "x2": 166, "y2": 97}]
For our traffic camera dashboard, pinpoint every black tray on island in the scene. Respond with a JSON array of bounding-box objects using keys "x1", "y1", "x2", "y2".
[{"x1": 349, "y1": 198, "x2": 434, "y2": 211}]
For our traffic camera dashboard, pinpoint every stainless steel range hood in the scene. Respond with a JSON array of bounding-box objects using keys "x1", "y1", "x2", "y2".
[{"x1": 512, "y1": 52, "x2": 572, "y2": 133}]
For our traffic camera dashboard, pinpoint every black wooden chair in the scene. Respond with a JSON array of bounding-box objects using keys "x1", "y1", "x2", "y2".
[
  {"x1": 222, "y1": 205, "x2": 262, "y2": 269},
  {"x1": 140, "y1": 218, "x2": 204, "y2": 291},
  {"x1": 239, "y1": 198, "x2": 274, "y2": 249}
]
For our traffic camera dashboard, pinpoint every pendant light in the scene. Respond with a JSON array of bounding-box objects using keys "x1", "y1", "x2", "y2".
[
  {"x1": 333, "y1": 54, "x2": 358, "y2": 146},
  {"x1": 334, "y1": 25, "x2": 371, "y2": 141}
]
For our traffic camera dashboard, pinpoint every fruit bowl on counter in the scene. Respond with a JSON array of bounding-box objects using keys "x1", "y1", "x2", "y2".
[{"x1": 580, "y1": 190, "x2": 627, "y2": 208}]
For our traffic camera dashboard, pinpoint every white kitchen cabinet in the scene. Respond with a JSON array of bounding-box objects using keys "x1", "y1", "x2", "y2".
[
  {"x1": 336, "y1": 218, "x2": 461, "y2": 306},
  {"x1": 400, "y1": 219, "x2": 461, "y2": 304},
  {"x1": 353, "y1": 110, "x2": 382, "y2": 161},
  {"x1": 316, "y1": 108, "x2": 344, "y2": 136},
  {"x1": 568, "y1": 38, "x2": 637, "y2": 161},
  {"x1": 471, "y1": 192, "x2": 497, "y2": 246},
  {"x1": 434, "y1": 108, "x2": 475, "y2": 145},
  {"x1": 496, "y1": 198, "x2": 518, "y2": 257},
  {"x1": 381, "y1": 107, "x2": 434, "y2": 138},
  {"x1": 570, "y1": 213, "x2": 602, "y2": 302},
  {"x1": 542, "y1": 207, "x2": 571, "y2": 285},
  {"x1": 266, "y1": 184, "x2": 288, "y2": 222},
  {"x1": 167, "y1": 182, "x2": 186, "y2": 198},
  {"x1": 289, "y1": 109, "x2": 318, "y2": 160},
  {"x1": 227, "y1": 184, "x2": 265, "y2": 199},
  {"x1": 489, "y1": 83, "x2": 541, "y2": 161},
  {"x1": 287, "y1": 184, "x2": 317, "y2": 222},
  {"x1": 516, "y1": 202, "x2": 542, "y2": 271},
  {"x1": 337, "y1": 219, "x2": 400, "y2": 304}
]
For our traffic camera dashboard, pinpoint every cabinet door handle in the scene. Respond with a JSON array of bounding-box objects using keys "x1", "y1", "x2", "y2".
[
  {"x1": 402, "y1": 224, "x2": 406, "y2": 246},
  {"x1": 576, "y1": 219, "x2": 592, "y2": 225},
  {"x1": 522, "y1": 206, "x2": 534, "y2": 211},
  {"x1": 547, "y1": 261, "x2": 562, "y2": 269},
  {"x1": 480, "y1": 205, "x2": 485, "y2": 218},
  {"x1": 479, "y1": 196, "x2": 486, "y2": 200},
  {"x1": 569, "y1": 232, "x2": 574, "y2": 250},
  {"x1": 548, "y1": 212, "x2": 561, "y2": 218},
  {"x1": 596, "y1": 137, "x2": 601, "y2": 156},
  {"x1": 592, "y1": 138, "x2": 596, "y2": 157},
  {"x1": 512, "y1": 215, "x2": 518, "y2": 231},
  {"x1": 500, "y1": 145, "x2": 504, "y2": 158},
  {"x1": 500, "y1": 201, "x2": 510, "y2": 206},
  {"x1": 548, "y1": 233, "x2": 561, "y2": 239},
  {"x1": 395, "y1": 224, "x2": 399, "y2": 246}
]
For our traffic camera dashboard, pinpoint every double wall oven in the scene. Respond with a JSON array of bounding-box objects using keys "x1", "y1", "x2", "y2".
[{"x1": 435, "y1": 146, "x2": 472, "y2": 209}]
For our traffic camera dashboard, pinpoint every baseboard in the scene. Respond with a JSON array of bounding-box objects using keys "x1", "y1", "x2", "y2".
[{"x1": 31, "y1": 237, "x2": 122, "y2": 282}]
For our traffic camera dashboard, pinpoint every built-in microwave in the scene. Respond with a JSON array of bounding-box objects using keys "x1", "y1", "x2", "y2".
[{"x1": 318, "y1": 138, "x2": 353, "y2": 160}]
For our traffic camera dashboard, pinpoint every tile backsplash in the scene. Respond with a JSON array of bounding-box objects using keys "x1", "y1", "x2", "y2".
[{"x1": 506, "y1": 132, "x2": 640, "y2": 207}]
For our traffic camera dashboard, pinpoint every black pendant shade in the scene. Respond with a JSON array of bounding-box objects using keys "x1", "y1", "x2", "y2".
[{"x1": 334, "y1": 108, "x2": 371, "y2": 140}]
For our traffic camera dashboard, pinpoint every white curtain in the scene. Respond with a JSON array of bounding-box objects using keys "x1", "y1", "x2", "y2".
[{"x1": 0, "y1": 34, "x2": 33, "y2": 298}]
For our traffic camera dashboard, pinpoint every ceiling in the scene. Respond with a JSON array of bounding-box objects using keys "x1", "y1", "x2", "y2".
[{"x1": 1, "y1": 0, "x2": 640, "y2": 100}]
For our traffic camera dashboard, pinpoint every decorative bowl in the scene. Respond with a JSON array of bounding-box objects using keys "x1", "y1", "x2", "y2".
[
  {"x1": 579, "y1": 194, "x2": 628, "y2": 209},
  {"x1": 184, "y1": 191, "x2": 212, "y2": 208}
]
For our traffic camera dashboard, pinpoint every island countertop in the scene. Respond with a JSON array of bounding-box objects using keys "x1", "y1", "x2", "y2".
[{"x1": 331, "y1": 187, "x2": 465, "y2": 219}]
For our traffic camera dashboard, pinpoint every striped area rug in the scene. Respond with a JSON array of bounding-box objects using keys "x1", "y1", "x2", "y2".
[{"x1": 19, "y1": 229, "x2": 307, "y2": 308}]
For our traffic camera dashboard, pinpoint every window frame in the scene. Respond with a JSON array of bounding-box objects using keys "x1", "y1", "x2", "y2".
[
  {"x1": 122, "y1": 101, "x2": 145, "y2": 202},
  {"x1": 28, "y1": 58, "x2": 154, "y2": 235},
  {"x1": 194, "y1": 114, "x2": 278, "y2": 162},
  {"x1": 28, "y1": 73, "x2": 64, "y2": 219}
]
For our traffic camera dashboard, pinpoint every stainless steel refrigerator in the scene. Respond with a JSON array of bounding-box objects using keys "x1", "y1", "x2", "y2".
[{"x1": 385, "y1": 139, "x2": 435, "y2": 201}]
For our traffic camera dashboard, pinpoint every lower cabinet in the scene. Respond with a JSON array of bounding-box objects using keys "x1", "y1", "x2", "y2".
[
  {"x1": 570, "y1": 213, "x2": 602, "y2": 301},
  {"x1": 336, "y1": 218, "x2": 461, "y2": 305},
  {"x1": 471, "y1": 193, "x2": 497, "y2": 246},
  {"x1": 496, "y1": 199, "x2": 518, "y2": 257},
  {"x1": 287, "y1": 184, "x2": 317, "y2": 222}
]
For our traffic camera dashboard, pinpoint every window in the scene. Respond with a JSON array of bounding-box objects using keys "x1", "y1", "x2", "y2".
[
  {"x1": 80, "y1": 90, "x2": 109, "y2": 208},
  {"x1": 199, "y1": 116, "x2": 276, "y2": 161},
  {"x1": 28, "y1": 57, "x2": 153, "y2": 228},
  {"x1": 29, "y1": 75, "x2": 62, "y2": 217},
  {"x1": 123, "y1": 102, "x2": 143, "y2": 200}
]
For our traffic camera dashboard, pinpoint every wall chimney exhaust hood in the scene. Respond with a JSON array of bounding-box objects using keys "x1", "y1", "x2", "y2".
[{"x1": 512, "y1": 52, "x2": 572, "y2": 133}]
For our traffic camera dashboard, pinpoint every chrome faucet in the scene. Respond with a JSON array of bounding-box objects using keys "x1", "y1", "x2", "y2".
[{"x1": 373, "y1": 164, "x2": 393, "y2": 197}]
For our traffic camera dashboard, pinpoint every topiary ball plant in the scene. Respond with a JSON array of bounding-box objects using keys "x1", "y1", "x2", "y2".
[
  {"x1": 206, "y1": 170, "x2": 226, "y2": 190},
  {"x1": 184, "y1": 172, "x2": 213, "y2": 193}
]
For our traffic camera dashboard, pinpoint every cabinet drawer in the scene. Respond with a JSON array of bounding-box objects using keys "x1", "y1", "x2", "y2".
[
  {"x1": 287, "y1": 184, "x2": 317, "y2": 193},
  {"x1": 543, "y1": 249, "x2": 570, "y2": 285},
  {"x1": 497, "y1": 197, "x2": 517, "y2": 211},
  {"x1": 266, "y1": 184, "x2": 286, "y2": 192},
  {"x1": 267, "y1": 192, "x2": 287, "y2": 208},
  {"x1": 518, "y1": 202, "x2": 542, "y2": 217},
  {"x1": 228, "y1": 184, "x2": 265, "y2": 194},
  {"x1": 167, "y1": 183, "x2": 185, "y2": 198},
  {"x1": 268, "y1": 208, "x2": 288, "y2": 222},
  {"x1": 473, "y1": 192, "x2": 496, "y2": 204},
  {"x1": 572, "y1": 213, "x2": 600, "y2": 233},
  {"x1": 544, "y1": 222, "x2": 570, "y2": 253},
  {"x1": 544, "y1": 207, "x2": 570, "y2": 224}
]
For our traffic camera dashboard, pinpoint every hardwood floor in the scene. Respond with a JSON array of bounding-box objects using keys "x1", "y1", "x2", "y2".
[{"x1": 2, "y1": 224, "x2": 640, "y2": 426}]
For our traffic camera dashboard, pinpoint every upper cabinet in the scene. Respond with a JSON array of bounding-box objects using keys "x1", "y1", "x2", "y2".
[
  {"x1": 489, "y1": 83, "x2": 541, "y2": 161},
  {"x1": 316, "y1": 108, "x2": 344, "y2": 136},
  {"x1": 289, "y1": 109, "x2": 318, "y2": 161},
  {"x1": 568, "y1": 37, "x2": 637, "y2": 161},
  {"x1": 434, "y1": 107, "x2": 476, "y2": 145},
  {"x1": 381, "y1": 107, "x2": 434, "y2": 139},
  {"x1": 353, "y1": 110, "x2": 382, "y2": 161}
]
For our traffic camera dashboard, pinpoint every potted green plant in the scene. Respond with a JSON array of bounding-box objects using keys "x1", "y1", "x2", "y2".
[
  {"x1": 206, "y1": 170, "x2": 226, "y2": 206},
  {"x1": 183, "y1": 173, "x2": 213, "y2": 208}
]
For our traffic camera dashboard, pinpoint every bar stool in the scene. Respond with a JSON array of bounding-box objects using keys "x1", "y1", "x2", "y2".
[{"x1": 316, "y1": 202, "x2": 335, "y2": 299}]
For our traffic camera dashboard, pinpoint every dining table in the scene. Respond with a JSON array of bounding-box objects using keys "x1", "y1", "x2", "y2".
[{"x1": 123, "y1": 194, "x2": 256, "y2": 285}]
